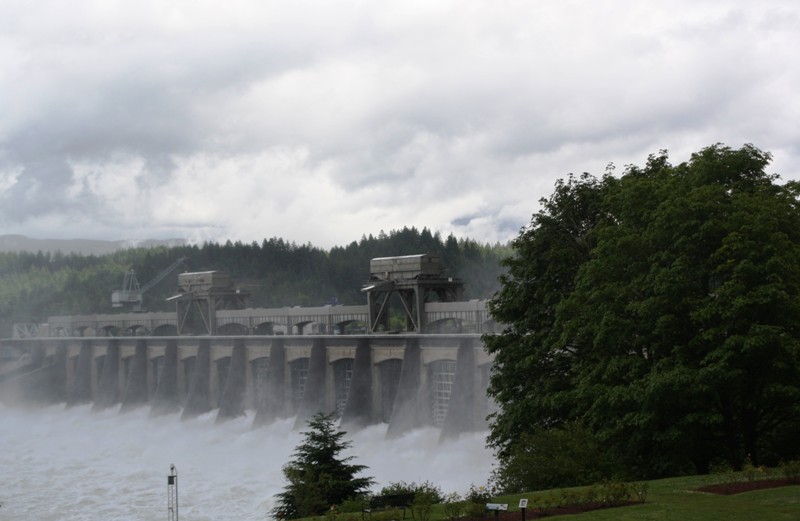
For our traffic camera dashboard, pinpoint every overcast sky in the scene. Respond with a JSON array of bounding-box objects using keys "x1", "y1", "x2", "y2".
[{"x1": 2, "y1": 1, "x2": 799, "y2": 249}]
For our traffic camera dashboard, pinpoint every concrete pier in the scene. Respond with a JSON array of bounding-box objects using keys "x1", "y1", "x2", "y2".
[
  {"x1": 217, "y1": 339, "x2": 247, "y2": 422},
  {"x1": 1, "y1": 334, "x2": 493, "y2": 438},
  {"x1": 182, "y1": 339, "x2": 212, "y2": 419},
  {"x1": 151, "y1": 339, "x2": 180, "y2": 416},
  {"x1": 93, "y1": 339, "x2": 119, "y2": 411}
]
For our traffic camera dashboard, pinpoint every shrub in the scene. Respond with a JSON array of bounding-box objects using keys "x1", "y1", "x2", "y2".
[
  {"x1": 631, "y1": 482, "x2": 648, "y2": 503},
  {"x1": 464, "y1": 484, "x2": 493, "y2": 518},
  {"x1": 464, "y1": 484, "x2": 493, "y2": 504},
  {"x1": 597, "y1": 480, "x2": 632, "y2": 506},
  {"x1": 441, "y1": 492, "x2": 465, "y2": 521},
  {"x1": 533, "y1": 493, "x2": 557, "y2": 515},
  {"x1": 378, "y1": 481, "x2": 443, "y2": 503},
  {"x1": 741, "y1": 455, "x2": 769, "y2": 483},
  {"x1": 560, "y1": 489, "x2": 580, "y2": 507},
  {"x1": 337, "y1": 498, "x2": 367, "y2": 513},
  {"x1": 779, "y1": 459, "x2": 800, "y2": 480},
  {"x1": 581, "y1": 485, "x2": 599, "y2": 505},
  {"x1": 710, "y1": 461, "x2": 739, "y2": 490},
  {"x1": 411, "y1": 491, "x2": 436, "y2": 521},
  {"x1": 490, "y1": 422, "x2": 619, "y2": 493}
]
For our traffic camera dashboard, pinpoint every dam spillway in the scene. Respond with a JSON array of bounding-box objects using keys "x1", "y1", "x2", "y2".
[
  {"x1": 0, "y1": 333, "x2": 494, "y2": 439},
  {"x1": 1, "y1": 255, "x2": 499, "y2": 438}
]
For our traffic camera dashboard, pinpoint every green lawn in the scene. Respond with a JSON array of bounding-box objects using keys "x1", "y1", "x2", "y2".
[
  {"x1": 488, "y1": 475, "x2": 800, "y2": 521},
  {"x1": 306, "y1": 474, "x2": 799, "y2": 521}
]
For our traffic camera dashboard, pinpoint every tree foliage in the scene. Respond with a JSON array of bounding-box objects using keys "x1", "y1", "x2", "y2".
[
  {"x1": 486, "y1": 144, "x2": 800, "y2": 487},
  {"x1": 272, "y1": 413, "x2": 373, "y2": 519},
  {"x1": 490, "y1": 422, "x2": 617, "y2": 492}
]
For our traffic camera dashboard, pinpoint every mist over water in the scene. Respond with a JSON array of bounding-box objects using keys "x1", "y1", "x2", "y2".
[{"x1": 1, "y1": 404, "x2": 494, "y2": 521}]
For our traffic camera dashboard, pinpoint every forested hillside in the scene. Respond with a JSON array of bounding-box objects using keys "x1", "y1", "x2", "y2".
[{"x1": 0, "y1": 227, "x2": 510, "y2": 337}]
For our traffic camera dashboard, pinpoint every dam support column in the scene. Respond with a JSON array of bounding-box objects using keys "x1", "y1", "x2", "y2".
[
  {"x1": 182, "y1": 339, "x2": 211, "y2": 419},
  {"x1": 92, "y1": 339, "x2": 120, "y2": 411},
  {"x1": 386, "y1": 337, "x2": 425, "y2": 438},
  {"x1": 253, "y1": 337, "x2": 286, "y2": 427},
  {"x1": 0, "y1": 341, "x2": 62, "y2": 405},
  {"x1": 294, "y1": 338, "x2": 327, "y2": 428},
  {"x1": 121, "y1": 340, "x2": 149, "y2": 412},
  {"x1": 21, "y1": 340, "x2": 69, "y2": 404},
  {"x1": 151, "y1": 339, "x2": 180, "y2": 417},
  {"x1": 340, "y1": 338, "x2": 372, "y2": 428},
  {"x1": 67, "y1": 340, "x2": 93, "y2": 406},
  {"x1": 29, "y1": 342, "x2": 45, "y2": 370},
  {"x1": 217, "y1": 338, "x2": 247, "y2": 422},
  {"x1": 440, "y1": 337, "x2": 476, "y2": 440},
  {"x1": 48, "y1": 340, "x2": 68, "y2": 403}
]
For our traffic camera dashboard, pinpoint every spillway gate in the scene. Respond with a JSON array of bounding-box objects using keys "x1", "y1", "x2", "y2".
[{"x1": 0, "y1": 334, "x2": 494, "y2": 440}]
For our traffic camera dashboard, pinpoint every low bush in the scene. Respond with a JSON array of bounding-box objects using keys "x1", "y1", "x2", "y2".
[
  {"x1": 441, "y1": 492, "x2": 465, "y2": 521},
  {"x1": 490, "y1": 422, "x2": 620, "y2": 493},
  {"x1": 464, "y1": 484, "x2": 494, "y2": 518},
  {"x1": 378, "y1": 481, "x2": 443, "y2": 503},
  {"x1": 779, "y1": 459, "x2": 800, "y2": 480}
]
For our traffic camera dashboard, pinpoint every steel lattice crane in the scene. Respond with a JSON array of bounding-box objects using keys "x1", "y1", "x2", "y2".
[{"x1": 111, "y1": 257, "x2": 188, "y2": 311}]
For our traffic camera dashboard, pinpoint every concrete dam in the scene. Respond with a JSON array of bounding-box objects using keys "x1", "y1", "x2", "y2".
[{"x1": 0, "y1": 255, "x2": 499, "y2": 438}]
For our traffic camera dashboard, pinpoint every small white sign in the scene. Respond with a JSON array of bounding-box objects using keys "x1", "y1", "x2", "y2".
[
  {"x1": 518, "y1": 499, "x2": 528, "y2": 509},
  {"x1": 485, "y1": 503, "x2": 508, "y2": 511}
]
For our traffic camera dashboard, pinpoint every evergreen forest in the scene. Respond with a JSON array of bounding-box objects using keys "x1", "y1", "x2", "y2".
[{"x1": 0, "y1": 227, "x2": 510, "y2": 337}]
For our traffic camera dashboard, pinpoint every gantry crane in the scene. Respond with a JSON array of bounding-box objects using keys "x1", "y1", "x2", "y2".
[{"x1": 111, "y1": 257, "x2": 188, "y2": 311}]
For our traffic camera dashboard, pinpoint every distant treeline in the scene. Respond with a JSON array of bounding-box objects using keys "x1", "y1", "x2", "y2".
[{"x1": 0, "y1": 227, "x2": 511, "y2": 337}]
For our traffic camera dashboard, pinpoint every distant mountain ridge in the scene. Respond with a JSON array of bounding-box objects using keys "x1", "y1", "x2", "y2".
[{"x1": 0, "y1": 234, "x2": 186, "y2": 255}]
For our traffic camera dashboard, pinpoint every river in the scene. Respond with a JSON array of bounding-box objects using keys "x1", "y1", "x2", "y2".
[{"x1": 0, "y1": 403, "x2": 494, "y2": 520}]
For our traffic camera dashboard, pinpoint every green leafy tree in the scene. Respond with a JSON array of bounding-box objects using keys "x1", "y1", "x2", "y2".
[
  {"x1": 491, "y1": 422, "x2": 618, "y2": 492},
  {"x1": 486, "y1": 144, "x2": 800, "y2": 483},
  {"x1": 272, "y1": 412, "x2": 373, "y2": 519},
  {"x1": 485, "y1": 172, "x2": 609, "y2": 459}
]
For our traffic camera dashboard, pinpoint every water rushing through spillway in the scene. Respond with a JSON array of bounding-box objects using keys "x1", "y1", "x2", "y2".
[{"x1": 0, "y1": 404, "x2": 494, "y2": 520}]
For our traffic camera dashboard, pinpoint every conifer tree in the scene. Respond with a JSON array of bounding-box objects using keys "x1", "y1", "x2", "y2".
[{"x1": 273, "y1": 412, "x2": 373, "y2": 519}]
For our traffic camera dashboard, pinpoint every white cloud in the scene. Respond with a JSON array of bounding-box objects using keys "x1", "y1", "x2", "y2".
[
  {"x1": 1, "y1": 0, "x2": 799, "y2": 247},
  {"x1": 0, "y1": 166, "x2": 21, "y2": 193}
]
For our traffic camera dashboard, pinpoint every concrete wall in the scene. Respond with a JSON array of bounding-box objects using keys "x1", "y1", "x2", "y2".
[{"x1": 0, "y1": 334, "x2": 492, "y2": 439}]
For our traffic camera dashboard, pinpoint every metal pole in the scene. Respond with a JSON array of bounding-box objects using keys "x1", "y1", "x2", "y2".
[{"x1": 168, "y1": 464, "x2": 178, "y2": 521}]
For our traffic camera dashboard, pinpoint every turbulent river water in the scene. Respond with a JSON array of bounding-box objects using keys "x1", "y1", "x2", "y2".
[{"x1": 1, "y1": 403, "x2": 493, "y2": 520}]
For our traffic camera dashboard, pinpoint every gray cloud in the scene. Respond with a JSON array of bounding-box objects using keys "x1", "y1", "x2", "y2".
[{"x1": 2, "y1": 1, "x2": 799, "y2": 247}]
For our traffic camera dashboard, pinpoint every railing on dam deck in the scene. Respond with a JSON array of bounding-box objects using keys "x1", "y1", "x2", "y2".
[{"x1": 32, "y1": 300, "x2": 497, "y2": 338}]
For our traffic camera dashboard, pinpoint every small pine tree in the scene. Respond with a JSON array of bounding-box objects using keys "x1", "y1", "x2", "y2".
[{"x1": 272, "y1": 412, "x2": 374, "y2": 519}]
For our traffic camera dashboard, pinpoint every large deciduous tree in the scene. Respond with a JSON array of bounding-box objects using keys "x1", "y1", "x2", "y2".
[
  {"x1": 272, "y1": 412, "x2": 373, "y2": 519},
  {"x1": 486, "y1": 144, "x2": 800, "y2": 487}
]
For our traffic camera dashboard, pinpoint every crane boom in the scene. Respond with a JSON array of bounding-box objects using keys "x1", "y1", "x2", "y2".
[
  {"x1": 140, "y1": 257, "x2": 188, "y2": 293},
  {"x1": 111, "y1": 257, "x2": 188, "y2": 311}
]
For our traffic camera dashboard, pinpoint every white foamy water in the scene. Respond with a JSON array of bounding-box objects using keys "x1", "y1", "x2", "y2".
[{"x1": 0, "y1": 404, "x2": 493, "y2": 520}]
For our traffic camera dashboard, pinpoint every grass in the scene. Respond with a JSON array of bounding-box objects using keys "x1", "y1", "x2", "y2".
[
  {"x1": 329, "y1": 474, "x2": 799, "y2": 521},
  {"x1": 483, "y1": 474, "x2": 800, "y2": 521}
]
